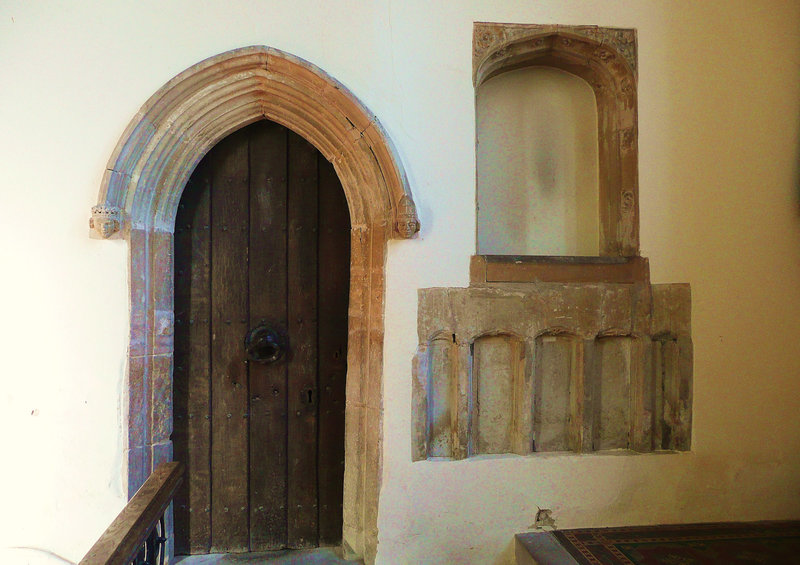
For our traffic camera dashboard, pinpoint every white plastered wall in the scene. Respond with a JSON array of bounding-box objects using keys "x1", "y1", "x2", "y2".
[{"x1": 0, "y1": 2, "x2": 799, "y2": 564}]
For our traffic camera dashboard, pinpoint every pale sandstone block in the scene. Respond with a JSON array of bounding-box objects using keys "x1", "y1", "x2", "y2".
[
  {"x1": 414, "y1": 280, "x2": 691, "y2": 459},
  {"x1": 472, "y1": 334, "x2": 525, "y2": 455},
  {"x1": 595, "y1": 336, "x2": 632, "y2": 450},
  {"x1": 534, "y1": 334, "x2": 579, "y2": 452}
]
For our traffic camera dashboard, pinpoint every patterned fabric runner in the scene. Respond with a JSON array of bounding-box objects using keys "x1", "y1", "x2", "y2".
[{"x1": 551, "y1": 522, "x2": 800, "y2": 564}]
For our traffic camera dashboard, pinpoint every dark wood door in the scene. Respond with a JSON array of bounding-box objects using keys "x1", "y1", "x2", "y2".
[{"x1": 172, "y1": 120, "x2": 350, "y2": 554}]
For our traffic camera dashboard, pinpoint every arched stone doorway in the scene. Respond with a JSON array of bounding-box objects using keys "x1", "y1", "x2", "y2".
[{"x1": 90, "y1": 46, "x2": 419, "y2": 563}]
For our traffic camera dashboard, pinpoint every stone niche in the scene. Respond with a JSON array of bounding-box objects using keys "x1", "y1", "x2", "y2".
[
  {"x1": 411, "y1": 270, "x2": 692, "y2": 460},
  {"x1": 411, "y1": 24, "x2": 693, "y2": 461},
  {"x1": 474, "y1": 22, "x2": 640, "y2": 258}
]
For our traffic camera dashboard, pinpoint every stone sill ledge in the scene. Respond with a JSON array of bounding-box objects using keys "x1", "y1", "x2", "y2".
[
  {"x1": 420, "y1": 449, "x2": 689, "y2": 463},
  {"x1": 470, "y1": 255, "x2": 650, "y2": 285}
]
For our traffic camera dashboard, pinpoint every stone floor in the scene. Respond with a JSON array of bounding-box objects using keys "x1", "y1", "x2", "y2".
[{"x1": 173, "y1": 548, "x2": 361, "y2": 565}]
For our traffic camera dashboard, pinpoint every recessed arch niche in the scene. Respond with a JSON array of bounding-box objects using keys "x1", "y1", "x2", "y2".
[
  {"x1": 474, "y1": 23, "x2": 639, "y2": 257},
  {"x1": 91, "y1": 46, "x2": 419, "y2": 564},
  {"x1": 477, "y1": 66, "x2": 600, "y2": 255}
]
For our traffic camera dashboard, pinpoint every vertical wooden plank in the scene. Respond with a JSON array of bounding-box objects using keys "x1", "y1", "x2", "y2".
[
  {"x1": 286, "y1": 131, "x2": 319, "y2": 548},
  {"x1": 248, "y1": 121, "x2": 290, "y2": 551},
  {"x1": 173, "y1": 165, "x2": 212, "y2": 554},
  {"x1": 210, "y1": 129, "x2": 250, "y2": 553},
  {"x1": 316, "y1": 155, "x2": 349, "y2": 545},
  {"x1": 173, "y1": 175, "x2": 192, "y2": 554}
]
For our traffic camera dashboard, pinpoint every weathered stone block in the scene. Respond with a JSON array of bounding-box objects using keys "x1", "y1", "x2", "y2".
[
  {"x1": 472, "y1": 334, "x2": 524, "y2": 455},
  {"x1": 534, "y1": 334, "x2": 580, "y2": 452},
  {"x1": 128, "y1": 355, "x2": 148, "y2": 449},
  {"x1": 151, "y1": 354, "x2": 173, "y2": 443},
  {"x1": 427, "y1": 334, "x2": 456, "y2": 457},
  {"x1": 127, "y1": 445, "x2": 150, "y2": 498},
  {"x1": 594, "y1": 336, "x2": 632, "y2": 450}
]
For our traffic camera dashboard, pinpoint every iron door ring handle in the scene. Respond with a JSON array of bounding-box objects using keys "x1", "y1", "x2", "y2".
[{"x1": 245, "y1": 323, "x2": 287, "y2": 364}]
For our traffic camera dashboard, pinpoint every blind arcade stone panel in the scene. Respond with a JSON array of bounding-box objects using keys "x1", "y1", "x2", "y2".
[{"x1": 411, "y1": 283, "x2": 692, "y2": 460}]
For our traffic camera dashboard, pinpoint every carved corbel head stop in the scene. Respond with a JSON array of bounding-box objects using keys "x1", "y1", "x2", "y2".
[
  {"x1": 395, "y1": 195, "x2": 420, "y2": 239},
  {"x1": 89, "y1": 205, "x2": 122, "y2": 239}
]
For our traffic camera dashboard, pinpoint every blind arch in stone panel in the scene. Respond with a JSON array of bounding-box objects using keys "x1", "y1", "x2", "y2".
[
  {"x1": 411, "y1": 329, "x2": 471, "y2": 462},
  {"x1": 592, "y1": 334, "x2": 646, "y2": 451},
  {"x1": 533, "y1": 332, "x2": 583, "y2": 453},
  {"x1": 469, "y1": 333, "x2": 531, "y2": 456},
  {"x1": 426, "y1": 333, "x2": 457, "y2": 458}
]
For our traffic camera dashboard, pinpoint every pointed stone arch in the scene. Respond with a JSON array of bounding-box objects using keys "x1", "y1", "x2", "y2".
[{"x1": 92, "y1": 46, "x2": 419, "y2": 563}]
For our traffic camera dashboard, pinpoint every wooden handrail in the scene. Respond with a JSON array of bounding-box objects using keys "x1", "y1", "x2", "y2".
[{"x1": 80, "y1": 462, "x2": 184, "y2": 565}]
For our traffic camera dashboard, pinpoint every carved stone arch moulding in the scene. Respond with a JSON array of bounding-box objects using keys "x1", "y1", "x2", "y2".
[
  {"x1": 91, "y1": 46, "x2": 420, "y2": 564},
  {"x1": 474, "y1": 22, "x2": 639, "y2": 257}
]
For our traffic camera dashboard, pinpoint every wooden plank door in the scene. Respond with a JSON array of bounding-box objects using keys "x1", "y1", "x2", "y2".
[{"x1": 173, "y1": 120, "x2": 350, "y2": 554}]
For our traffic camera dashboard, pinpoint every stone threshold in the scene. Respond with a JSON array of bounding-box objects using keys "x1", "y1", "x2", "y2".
[{"x1": 174, "y1": 547, "x2": 362, "y2": 565}]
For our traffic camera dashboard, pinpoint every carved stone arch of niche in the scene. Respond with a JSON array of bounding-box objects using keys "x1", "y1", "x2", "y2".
[
  {"x1": 90, "y1": 46, "x2": 420, "y2": 565},
  {"x1": 474, "y1": 23, "x2": 639, "y2": 257}
]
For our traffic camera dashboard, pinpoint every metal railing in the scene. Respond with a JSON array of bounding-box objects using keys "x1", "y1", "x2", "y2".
[{"x1": 80, "y1": 462, "x2": 184, "y2": 565}]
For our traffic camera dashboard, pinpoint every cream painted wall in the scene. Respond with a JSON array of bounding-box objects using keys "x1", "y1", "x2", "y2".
[
  {"x1": 1, "y1": 1, "x2": 799, "y2": 564},
  {"x1": 477, "y1": 67, "x2": 599, "y2": 255}
]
